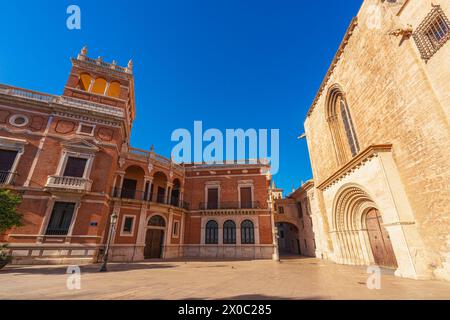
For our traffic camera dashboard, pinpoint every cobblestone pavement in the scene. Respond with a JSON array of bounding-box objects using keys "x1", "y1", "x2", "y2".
[{"x1": 0, "y1": 257, "x2": 449, "y2": 300}]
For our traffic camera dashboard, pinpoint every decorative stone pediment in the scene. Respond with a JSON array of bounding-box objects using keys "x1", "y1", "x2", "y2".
[
  {"x1": 0, "y1": 136, "x2": 28, "y2": 151},
  {"x1": 61, "y1": 139, "x2": 99, "y2": 154}
]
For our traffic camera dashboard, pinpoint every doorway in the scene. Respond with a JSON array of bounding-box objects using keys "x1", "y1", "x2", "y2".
[
  {"x1": 366, "y1": 209, "x2": 398, "y2": 269},
  {"x1": 144, "y1": 229, "x2": 164, "y2": 259},
  {"x1": 144, "y1": 215, "x2": 166, "y2": 259}
]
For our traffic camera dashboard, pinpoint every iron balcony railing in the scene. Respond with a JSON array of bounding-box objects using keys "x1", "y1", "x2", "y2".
[
  {"x1": 45, "y1": 229, "x2": 69, "y2": 236},
  {"x1": 198, "y1": 201, "x2": 261, "y2": 210},
  {"x1": 0, "y1": 171, "x2": 18, "y2": 186},
  {"x1": 112, "y1": 187, "x2": 189, "y2": 209}
]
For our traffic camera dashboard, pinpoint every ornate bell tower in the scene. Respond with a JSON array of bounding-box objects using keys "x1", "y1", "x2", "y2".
[{"x1": 63, "y1": 47, "x2": 136, "y2": 143}]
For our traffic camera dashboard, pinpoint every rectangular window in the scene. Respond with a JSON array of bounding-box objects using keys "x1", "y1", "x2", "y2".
[
  {"x1": 240, "y1": 187, "x2": 252, "y2": 209},
  {"x1": 413, "y1": 5, "x2": 450, "y2": 61},
  {"x1": 207, "y1": 187, "x2": 219, "y2": 209},
  {"x1": 122, "y1": 216, "x2": 134, "y2": 234},
  {"x1": 173, "y1": 221, "x2": 179, "y2": 237},
  {"x1": 77, "y1": 123, "x2": 95, "y2": 136},
  {"x1": 278, "y1": 205, "x2": 284, "y2": 214},
  {"x1": 63, "y1": 157, "x2": 87, "y2": 178},
  {"x1": 0, "y1": 149, "x2": 18, "y2": 171},
  {"x1": 0, "y1": 149, "x2": 18, "y2": 184},
  {"x1": 46, "y1": 202, "x2": 76, "y2": 236}
]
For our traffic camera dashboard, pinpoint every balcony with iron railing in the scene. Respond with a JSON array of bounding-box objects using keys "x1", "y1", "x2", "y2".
[
  {"x1": 45, "y1": 228, "x2": 70, "y2": 236},
  {"x1": 198, "y1": 201, "x2": 261, "y2": 210},
  {"x1": 0, "y1": 171, "x2": 18, "y2": 186},
  {"x1": 45, "y1": 176, "x2": 93, "y2": 192},
  {"x1": 112, "y1": 187, "x2": 190, "y2": 210}
]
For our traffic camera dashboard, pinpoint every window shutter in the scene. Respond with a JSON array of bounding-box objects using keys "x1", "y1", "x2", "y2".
[
  {"x1": 240, "y1": 187, "x2": 252, "y2": 208},
  {"x1": 207, "y1": 188, "x2": 219, "y2": 209}
]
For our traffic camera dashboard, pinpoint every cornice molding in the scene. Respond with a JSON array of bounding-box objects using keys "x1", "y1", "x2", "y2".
[{"x1": 317, "y1": 144, "x2": 393, "y2": 191}]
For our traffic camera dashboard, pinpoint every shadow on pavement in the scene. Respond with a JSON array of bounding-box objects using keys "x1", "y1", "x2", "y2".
[{"x1": 1, "y1": 263, "x2": 176, "y2": 275}]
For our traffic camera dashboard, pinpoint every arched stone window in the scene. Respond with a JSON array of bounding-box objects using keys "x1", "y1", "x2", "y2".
[
  {"x1": 148, "y1": 215, "x2": 166, "y2": 227},
  {"x1": 107, "y1": 81, "x2": 121, "y2": 98},
  {"x1": 241, "y1": 220, "x2": 255, "y2": 244},
  {"x1": 205, "y1": 220, "x2": 218, "y2": 244},
  {"x1": 78, "y1": 73, "x2": 92, "y2": 91},
  {"x1": 91, "y1": 78, "x2": 107, "y2": 95},
  {"x1": 223, "y1": 220, "x2": 236, "y2": 244},
  {"x1": 326, "y1": 85, "x2": 360, "y2": 165}
]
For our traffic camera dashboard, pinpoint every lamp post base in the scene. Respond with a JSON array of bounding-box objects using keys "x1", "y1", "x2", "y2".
[{"x1": 99, "y1": 262, "x2": 108, "y2": 272}]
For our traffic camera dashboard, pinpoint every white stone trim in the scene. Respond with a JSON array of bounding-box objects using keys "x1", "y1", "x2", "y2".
[
  {"x1": 238, "y1": 181, "x2": 254, "y2": 209},
  {"x1": 205, "y1": 183, "x2": 221, "y2": 209},
  {"x1": 76, "y1": 122, "x2": 96, "y2": 136},
  {"x1": 37, "y1": 196, "x2": 82, "y2": 243},
  {"x1": 55, "y1": 150, "x2": 95, "y2": 180},
  {"x1": 200, "y1": 215, "x2": 260, "y2": 245},
  {"x1": 0, "y1": 136, "x2": 27, "y2": 184},
  {"x1": 172, "y1": 220, "x2": 180, "y2": 239},
  {"x1": 119, "y1": 214, "x2": 136, "y2": 237},
  {"x1": 9, "y1": 114, "x2": 29, "y2": 127}
]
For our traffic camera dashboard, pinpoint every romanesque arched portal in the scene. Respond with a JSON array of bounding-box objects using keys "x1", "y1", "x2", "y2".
[{"x1": 332, "y1": 185, "x2": 399, "y2": 269}]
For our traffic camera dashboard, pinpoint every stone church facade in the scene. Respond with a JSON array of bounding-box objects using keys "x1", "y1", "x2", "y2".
[
  {"x1": 0, "y1": 48, "x2": 276, "y2": 264},
  {"x1": 303, "y1": 0, "x2": 449, "y2": 280}
]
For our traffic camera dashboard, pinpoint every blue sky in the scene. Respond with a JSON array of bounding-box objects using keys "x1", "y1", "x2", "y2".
[{"x1": 0, "y1": 0, "x2": 362, "y2": 194}]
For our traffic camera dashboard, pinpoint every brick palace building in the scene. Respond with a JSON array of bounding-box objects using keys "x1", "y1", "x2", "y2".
[{"x1": 0, "y1": 48, "x2": 276, "y2": 264}]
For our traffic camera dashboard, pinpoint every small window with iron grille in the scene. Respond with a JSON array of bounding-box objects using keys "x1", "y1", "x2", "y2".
[{"x1": 413, "y1": 5, "x2": 450, "y2": 61}]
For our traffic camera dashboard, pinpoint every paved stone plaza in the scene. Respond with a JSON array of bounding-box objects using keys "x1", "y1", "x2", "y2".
[{"x1": 0, "y1": 258, "x2": 449, "y2": 300}]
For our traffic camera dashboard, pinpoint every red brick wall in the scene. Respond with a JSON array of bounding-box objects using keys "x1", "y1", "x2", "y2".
[
  {"x1": 184, "y1": 173, "x2": 269, "y2": 210},
  {"x1": 258, "y1": 215, "x2": 273, "y2": 245},
  {"x1": 183, "y1": 215, "x2": 201, "y2": 244}
]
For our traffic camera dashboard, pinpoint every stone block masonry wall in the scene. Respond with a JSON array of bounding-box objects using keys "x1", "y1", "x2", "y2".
[{"x1": 305, "y1": 0, "x2": 450, "y2": 279}]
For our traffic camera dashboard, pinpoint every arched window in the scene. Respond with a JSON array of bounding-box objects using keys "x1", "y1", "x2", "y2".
[
  {"x1": 148, "y1": 215, "x2": 166, "y2": 227},
  {"x1": 340, "y1": 99, "x2": 360, "y2": 157},
  {"x1": 78, "y1": 73, "x2": 92, "y2": 91},
  {"x1": 241, "y1": 220, "x2": 255, "y2": 244},
  {"x1": 91, "y1": 78, "x2": 107, "y2": 95},
  {"x1": 326, "y1": 85, "x2": 360, "y2": 165},
  {"x1": 223, "y1": 220, "x2": 236, "y2": 244},
  {"x1": 205, "y1": 220, "x2": 218, "y2": 244},
  {"x1": 107, "y1": 81, "x2": 121, "y2": 98}
]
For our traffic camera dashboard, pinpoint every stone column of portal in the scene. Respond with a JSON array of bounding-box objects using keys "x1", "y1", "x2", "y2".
[
  {"x1": 115, "y1": 172, "x2": 125, "y2": 197},
  {"x1": 165, "y1": 182, "x2": 173, "y2": 205},
  {"x1": 144, "y1": 176, "x2": 153, "y2": 201}
]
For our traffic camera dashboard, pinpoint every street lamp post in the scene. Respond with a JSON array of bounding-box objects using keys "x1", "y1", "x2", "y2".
[{"x1": 99, "y1": 211, "x2": 119, "y2": 272}]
